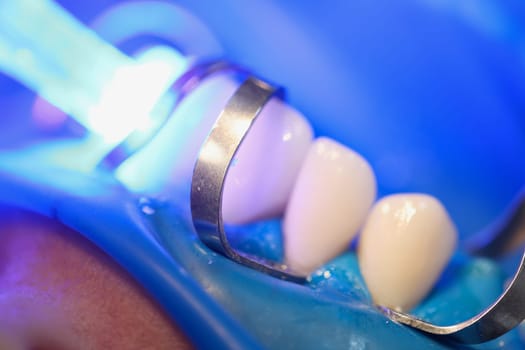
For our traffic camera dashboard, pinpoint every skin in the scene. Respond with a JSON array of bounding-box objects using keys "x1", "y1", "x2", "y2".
[{"x1": 0, "y1": 206, "x2": 193, "y2": 349}]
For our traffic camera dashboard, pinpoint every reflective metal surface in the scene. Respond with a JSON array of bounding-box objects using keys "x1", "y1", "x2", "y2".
[
  {"x1": 191, "y1": 76, "x2": 306, "y2": 283},
  {"x1": 381, "y1": 191, "x2": 525, "y2": 344}
]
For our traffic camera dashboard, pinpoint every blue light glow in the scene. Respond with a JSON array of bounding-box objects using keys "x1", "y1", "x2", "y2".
[{"x1": 0, "y1": 0, "x2": 187, "y2": 148}]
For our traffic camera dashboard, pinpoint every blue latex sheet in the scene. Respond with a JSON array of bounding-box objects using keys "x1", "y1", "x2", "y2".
[
  {"x1": 0, "y1": 148, "x2": 523, "y2": 350},
  {"x1": 1, "y1": 1, "x2": 525, "y2": 348}
]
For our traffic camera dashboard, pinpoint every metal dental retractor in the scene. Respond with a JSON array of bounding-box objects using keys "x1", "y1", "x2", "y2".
[
  {"x1": 189, "y1": 73, "x2": 525, "y2": 342},
  {"x1": 190, "y1": 75, "x2": 307, "y2": 283},
  {"x1": 379, "y1": 190, "x2": 525, "y2": 344}
]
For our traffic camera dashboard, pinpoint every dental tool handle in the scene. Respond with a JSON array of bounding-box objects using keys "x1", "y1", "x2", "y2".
[{"x1": 0, "y1": 0, "x2": 132, "y2": 135}]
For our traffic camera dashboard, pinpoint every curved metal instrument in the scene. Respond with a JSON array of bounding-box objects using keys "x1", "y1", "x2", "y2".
[
  {"x1": 190, "y1": 76, "x2": 306, "y2": 283},
  {"x1": 380, "y1": 191, "x2": 525, "y2": 344},
  {"x1": 189, "y1": 72, "x2": 525, "y2": 343}
]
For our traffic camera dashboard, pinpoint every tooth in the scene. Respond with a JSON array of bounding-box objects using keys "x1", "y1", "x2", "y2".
[
  {"x1": 222, "y1": 98, "x2": 313, "y2": 224},
  {"x1": 358, "y1": 193, "x2": 457, "y2": 311},
  {"x1": 283, "y1": 137, "x2": 377, "y2": 275}
]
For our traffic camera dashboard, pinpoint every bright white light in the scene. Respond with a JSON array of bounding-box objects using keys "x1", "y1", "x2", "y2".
[
  {"x1": 0, "y1": 0, "x2": 188, "y2": 148},
  {"x1": 85, "y1": 46, "x2": 187, "y2": 144}
]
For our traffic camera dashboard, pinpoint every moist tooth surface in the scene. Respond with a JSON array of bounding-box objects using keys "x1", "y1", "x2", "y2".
[
  {"x1": 358, "y1": 193, "x2": 457, "y2": 311},
  {"x1": 284, "y1": 137, "x2": 377, "y2": 275},
  {"x1": 222, "y1": 98, "x2": 313, "y2": 224}
]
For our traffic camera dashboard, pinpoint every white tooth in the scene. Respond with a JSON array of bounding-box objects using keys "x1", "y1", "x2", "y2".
[
  {"x1": 358, "y1": 193, "x2": 457, "y2": 311},
  {"x1": 222, "y1": 98, "x2": 313, "y2": 224},
  {"x1": 283, "y1": 137, "x2": 377, "y2": 275}
]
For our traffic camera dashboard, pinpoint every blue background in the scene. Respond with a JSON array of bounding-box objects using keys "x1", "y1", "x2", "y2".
[{"x1": 2, "y1": 0, "x2": 525, "y2": 244}]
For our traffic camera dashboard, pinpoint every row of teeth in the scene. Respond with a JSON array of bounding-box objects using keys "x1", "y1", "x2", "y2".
[{"x1": 222, "y1": 98, "x2": 458, "y2": 312}]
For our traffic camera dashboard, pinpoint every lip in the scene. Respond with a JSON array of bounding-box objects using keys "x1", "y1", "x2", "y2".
[{"x1": 0, "y1": 205, "x2": 194, "y2": 350}]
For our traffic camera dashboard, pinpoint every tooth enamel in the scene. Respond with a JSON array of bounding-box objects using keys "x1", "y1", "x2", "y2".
[
  {"x1": 222, "y1": 98, "x2": 313, "y2": 224},
  {"x1": 283, "y1": 137, "x2": 377, "y2": 275},
  {"x1": 358, "y1": 193, "x2": 457, "y2": 311}
]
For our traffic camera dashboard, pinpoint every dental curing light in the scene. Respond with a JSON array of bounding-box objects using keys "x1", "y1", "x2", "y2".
[
  {"x1": 0, "y1": 0, "x2": 164, "y2": 144},
  {"x1": 0, "y1": 1, "x2": 184, "y2": 171},
  {"x1": 0, "y1": 1, "x2": 272, "y2": 349},
  {"x1": 0, "y1": 0, "x2": 310, "y2": 281}
]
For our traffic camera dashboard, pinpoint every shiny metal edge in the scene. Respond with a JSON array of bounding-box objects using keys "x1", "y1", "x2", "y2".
[{"x1": 190, "y1": 76, "x2": 306, "y2": 283}]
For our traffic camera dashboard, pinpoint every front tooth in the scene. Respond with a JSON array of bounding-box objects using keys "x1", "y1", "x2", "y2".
[
  {"x1": 358, "y1": 193, "x2": 457, "y2": 311},
  {"x1": 222, "y1": 98, "x2": 313, "y2": 225},
  {"x1": 283, "y1": 137, "x2": 377, "y2": 275}
]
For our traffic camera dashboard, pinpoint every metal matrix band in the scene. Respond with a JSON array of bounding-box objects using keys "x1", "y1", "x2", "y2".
[
  {"x1": 190, "y1": 76, "x2": 306, "y2": 283},
  {"x1": 99, "y1": 61, "x2": 241, "y2": 171}
]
